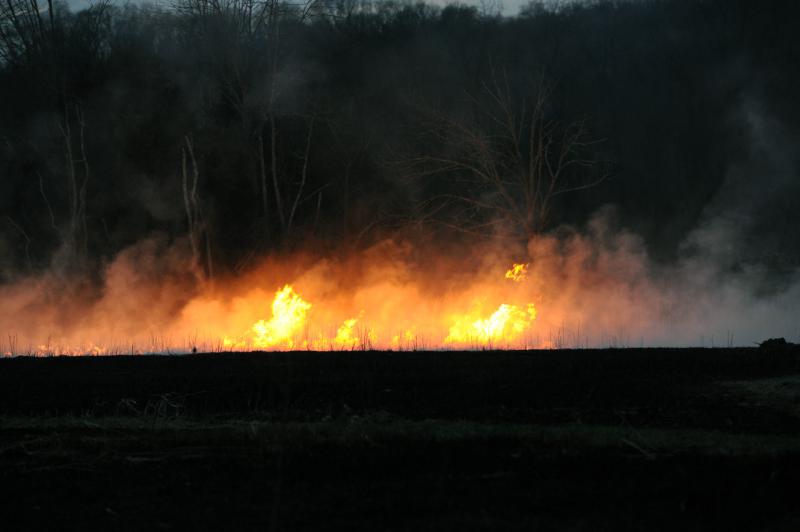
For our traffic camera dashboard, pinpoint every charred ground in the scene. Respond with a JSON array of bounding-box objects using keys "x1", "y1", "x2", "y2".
[{"x1": 2, "y1": 347, "x2": 800, "y2": 530}]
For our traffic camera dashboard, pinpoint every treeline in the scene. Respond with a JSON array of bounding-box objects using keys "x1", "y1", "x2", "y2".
[{"x1": 0, "y1": 0, "x2": 798, "y2": 278}]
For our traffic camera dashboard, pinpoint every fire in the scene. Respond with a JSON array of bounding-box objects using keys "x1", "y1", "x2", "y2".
[
  {"x1": 223, "y1": 285, "x2": 312, "y2": 350},
  {"x1": 505, "y1": 263, "x2": 529, "y2": 282},
  {"x1": 390, "y1": 328, "x2": 420, "y2": 350},
  {"x1": 334, "y1": 318, "x2": 359, "y2": 347},
  {"x1": 1, "y1": 224, "x2": 789, "y2": 355},
  {"x1": 331, "y1": 316, "x2": 376, "y2": 350},
  {"x1": 213, "y1": 261, "x2": 538, "y2": 352},
  {"x1": 1, "y1": 241, "x2": 560, "y2": 355},
  {"x1": 445, "y1": 303, "x2": 537, "y2": 347}
]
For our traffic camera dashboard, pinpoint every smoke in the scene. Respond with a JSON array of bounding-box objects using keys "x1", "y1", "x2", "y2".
[
  {"x1": 1, "y1": 201, "x2": 797, "y2": 354},
  {"x1": 0, "y1": 235, "x2": 199, "y2": 354},
  {"x1": 656, "y1": 96, "x2": 800, "y2": 345},
  {"x1": 1, "y1": 94, "x2": 799, "y2": 354},
  {"x1": 1, "y1": 2, "x2": 799, "y2": 353}
]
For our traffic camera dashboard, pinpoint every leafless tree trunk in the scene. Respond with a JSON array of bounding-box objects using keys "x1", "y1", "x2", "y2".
[
  {"x1": 268, "y1": 113, "x2": 285, "y2": 232},
  {"x1": 257, "y1": 131, "x2": 270, "y2": 219},
  {"x1": 312, "y1": 188, "x2": 322, "y2": 235},
  {"x1": 1, "y1": 0, "x2": 109, "y2": 65},
  {"x1": 176, "y1": 0, "x2": 321, "y2": 244},
  {"x1": 328, "y1": 121, "x2": 370, "y2": 238},
  {"x1": 182, "y1": 136, "x2": 213, "y2": 279},
  {"x1": 0, "y1": 0, "x2": 38, "y2": 63},
  {"x1": 38, "y1": 171, "x2": 57, "y2": 234},
  {"x1": 287, "y1": 113, "x2": 315, "y2": 232},
  {"x1": 58, "y1": 103, "x2": 90, "y2": 268},
  {"x1": 265, "y1": 0, "x2": 286, "y2": 233},
  {"x1": 5, "y1": 215, "x2": 32, "y2": 271}
]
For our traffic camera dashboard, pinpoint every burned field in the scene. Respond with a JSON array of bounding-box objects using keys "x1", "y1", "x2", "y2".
[{"x1": 2, "y1": 347, "x2": 800, "y2": 530}]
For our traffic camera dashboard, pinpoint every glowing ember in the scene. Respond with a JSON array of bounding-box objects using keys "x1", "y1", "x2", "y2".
[{"x1": 505, "y1": 263, "x2": 529, "y2": 282}]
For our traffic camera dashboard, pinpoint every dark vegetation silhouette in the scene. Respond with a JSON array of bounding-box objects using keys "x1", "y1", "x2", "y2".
[{"x1": 0, "y1": 0, "x2": 798, "y2": 280}]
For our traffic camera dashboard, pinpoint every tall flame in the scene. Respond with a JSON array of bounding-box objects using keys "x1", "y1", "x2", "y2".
[
  {"x1": 446, "y1": 303, "x2": 537, "y2": 347},
  {"x1": 223, "y1": 285, "x2": 312, "y2": 350},
  {"x1": 200, "y1": 261, "x2": 537, "y2": 352}
]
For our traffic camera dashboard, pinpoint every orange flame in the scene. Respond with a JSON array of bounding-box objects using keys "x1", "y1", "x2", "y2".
[
  {"x1": 2, "y1": 232, "x2": 683, "y2": 354},
  {"x1": 505, "y1": 263, "x2": 529, "y2": 282},
  {"x1": 223, "y1": 285, "x2": 312, "y2": 350},
  {"x1": 215, "y1": 265, "x2": 535, "y2": 352},
  {"x1": 446, "y1": 303, "x2": 537, "y2": 347}
]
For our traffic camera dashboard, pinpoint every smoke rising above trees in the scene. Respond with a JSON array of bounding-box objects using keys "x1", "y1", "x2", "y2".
[{"x1": 0, "y1": 0, "x2": 797, "y2": 350}]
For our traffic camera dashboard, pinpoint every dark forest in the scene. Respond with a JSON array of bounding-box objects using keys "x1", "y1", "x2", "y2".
[{"x1": 2, "y1": 0, "x2": 798, "y2": 281}]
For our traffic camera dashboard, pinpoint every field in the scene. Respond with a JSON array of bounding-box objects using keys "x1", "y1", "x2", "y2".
[{"x1": 2, "y1": 347, "x2": 800, "y2": 531}]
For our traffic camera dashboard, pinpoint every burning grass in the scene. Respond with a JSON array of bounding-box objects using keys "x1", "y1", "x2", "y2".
[
  {"x1": 2, "y1": 242, "x2": 548, "y2": 355},
  {"x1": 1, "y1": 214, "x2": 798, "y2": 356}
]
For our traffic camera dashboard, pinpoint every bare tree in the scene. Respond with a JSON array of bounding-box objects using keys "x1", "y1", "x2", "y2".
[
  {"x1": 182, "y1": 135, "x2": 213, "y2": 279},
  {"x1": 404, "y1": 72, "x2": 606, "y2": 240},
  {"x1": 327, "y1": 119, "x2": 371, "y2": 238},
  {"x1": 177, "y1": 0, "x2": 322, "y2": 243},
  {"x1": 58, "y1": 103, "x2": 90, "y2": 268},
  {"x1": 5, "y1": 215, "x2": 32, "y2": 271},
  {"x1": 287, "y1": 113, "x2": 315, "y2": 232},
  {"x1": 0, "y1": 0, "x2": 46, "y2": 65},
  {"x1": 257, "y1": 0, "x2": 321, "y2": 241},
  {"x1": 1, "y1": 1, "x2": 111, "y2": 271},
  {"x1": 258, "y1": 111, "x2": 324, "y2": 241},
  {"x1": 0, "y1": 0, "x2": 110, "y2": 66}
]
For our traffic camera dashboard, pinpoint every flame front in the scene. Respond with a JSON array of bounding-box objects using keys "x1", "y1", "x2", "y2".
[
  {"x1": 446, "y1": 303, "x2": 537, "y2": 347},
  {"x1": 1, "y1": 227, "x2": 785, "y2": 355},
  {"x1": 0, "y1": 241, "x2": 564, "y2": 355},
  {"x1": 224, "y1": 285, "x2": 312, "y2": 350},
  {"x1": 138, "y1": 254, "x2": 545, "y2": 354},
  {"x1": 218, "y1": 269, "x2": 536, "y2": 352}
]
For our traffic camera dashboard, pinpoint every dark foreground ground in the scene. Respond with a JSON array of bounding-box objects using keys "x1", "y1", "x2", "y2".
[{"x1": 1, "y1": 347, "x2": 800, "y2": 531}]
